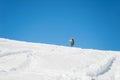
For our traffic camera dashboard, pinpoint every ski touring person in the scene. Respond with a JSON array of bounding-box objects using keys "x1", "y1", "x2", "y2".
[{"x1": 69, "y1": 38, "x2": 74, "y2": 47}]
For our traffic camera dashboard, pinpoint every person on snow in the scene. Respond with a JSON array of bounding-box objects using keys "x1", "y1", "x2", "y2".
[{"x1": 69, "y1": 38, "x2": 74, "y2": 47}]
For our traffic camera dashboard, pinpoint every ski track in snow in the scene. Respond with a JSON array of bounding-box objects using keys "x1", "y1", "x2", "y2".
[
  {"x1": 86, "y1": 56, "x2": 116, "y2": 77},
  {"x1": 0, "y1": 50, "x2": 33, "y2": 73},
  {"x1": 0, "y1": 50, "x2": 32, "y2": 57}
]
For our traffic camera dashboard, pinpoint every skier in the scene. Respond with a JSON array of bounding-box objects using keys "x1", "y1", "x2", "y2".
[{"x1": 69, "y1": 38, "x2": 74, "y2": 47}]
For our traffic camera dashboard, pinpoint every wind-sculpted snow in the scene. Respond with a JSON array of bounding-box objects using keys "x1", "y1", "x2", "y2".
[{"x1": 0, "y1": 38, "x2": 120, "y2": 80}]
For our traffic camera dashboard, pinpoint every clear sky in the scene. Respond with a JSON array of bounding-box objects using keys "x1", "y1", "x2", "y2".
[{"x1": 0, "y1": 0, "x2": 120, "y2": 51}]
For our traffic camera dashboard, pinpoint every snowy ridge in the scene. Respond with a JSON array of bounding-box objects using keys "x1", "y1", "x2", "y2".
[{"x1": 0, "y1": 38, "x2": 120, "y2": 80}]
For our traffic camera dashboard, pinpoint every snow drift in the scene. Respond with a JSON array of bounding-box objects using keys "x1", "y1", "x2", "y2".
[{"x1": 0, "y1": 38, "x2": 120, "y2": 80}]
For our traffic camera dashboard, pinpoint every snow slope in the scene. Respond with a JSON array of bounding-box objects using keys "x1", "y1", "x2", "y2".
[{"x1": 0, "y1": 38, "x2": 120, "y2": 80}]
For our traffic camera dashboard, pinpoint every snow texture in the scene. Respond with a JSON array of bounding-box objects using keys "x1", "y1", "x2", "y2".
[{"x1": 0, "y1": 38, "x2": 120, "y2": 80}]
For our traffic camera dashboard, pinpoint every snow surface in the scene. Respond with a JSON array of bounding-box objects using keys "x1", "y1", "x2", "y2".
[{"x1": 0, "y1": 38, "x2": 120, "y2": 80}]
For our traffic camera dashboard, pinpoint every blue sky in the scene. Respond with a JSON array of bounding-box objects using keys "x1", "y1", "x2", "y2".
[{"x1": 0, "y1": 0, "x2": 120, "y2": 51}]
